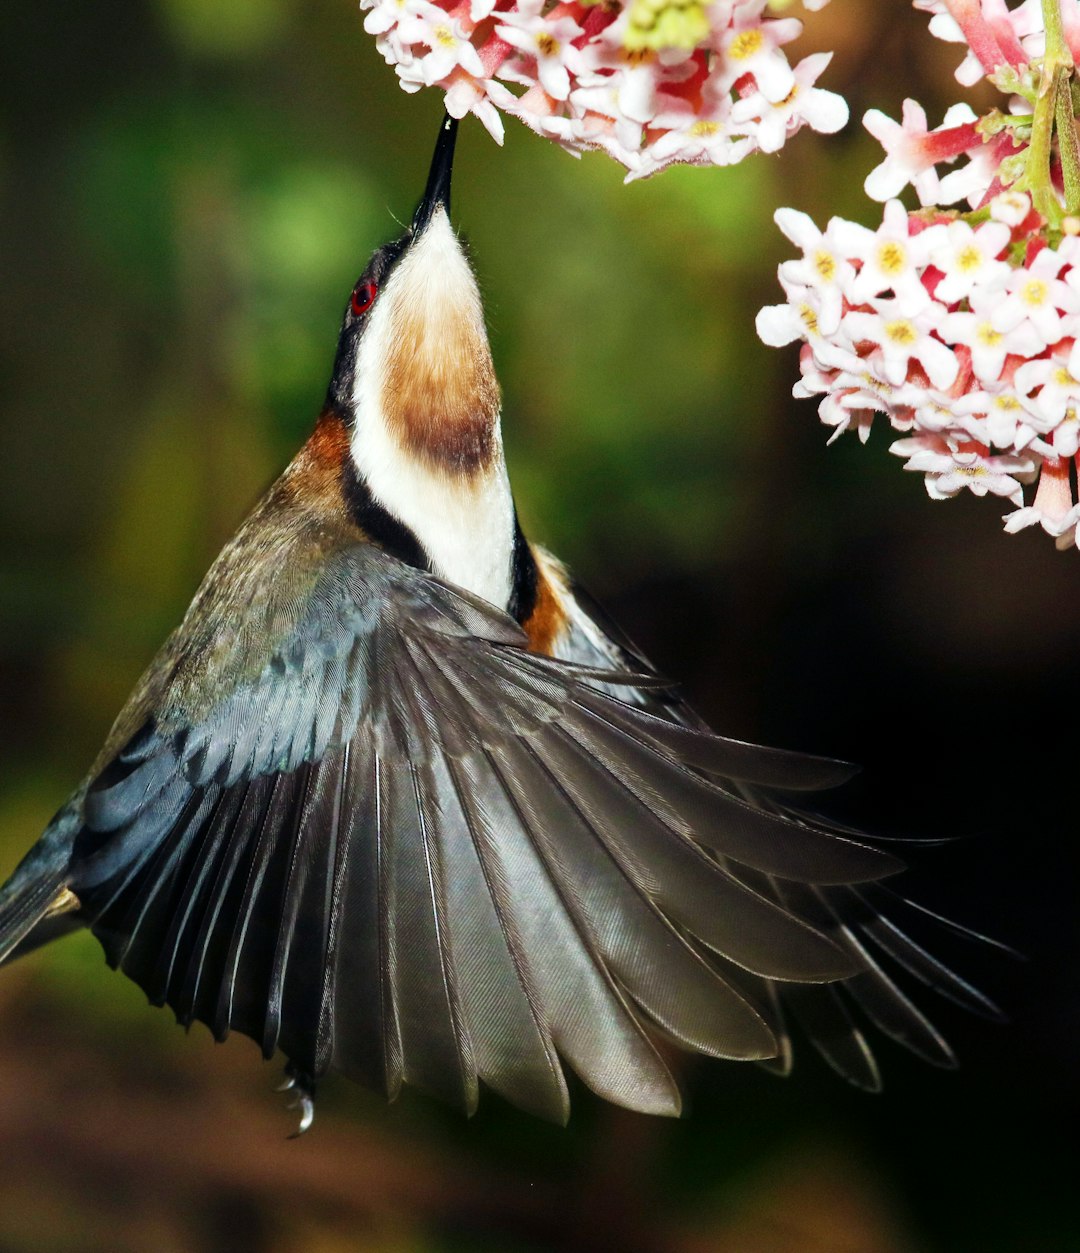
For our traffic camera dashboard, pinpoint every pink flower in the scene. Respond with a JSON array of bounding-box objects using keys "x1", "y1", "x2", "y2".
[
  {"x1": 863, "y1": 100, "x2": 981, "y2": 205},
  {"x1": 1004, "y1": 458, "x2": 1080, "y2": 548}
]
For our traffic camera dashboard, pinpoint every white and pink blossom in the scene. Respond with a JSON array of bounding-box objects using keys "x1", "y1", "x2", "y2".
[
  {"x1": 929, "y1": 219, "x2": 1012, "y2": 303},
  {"x1": 358, "y1": 0, "x2": 846, "y2": 179},
  {"x1": 760, "y1": 0, "x2": 1080, "y2": 553},
  {"x1": 759, "y1": 192, "x2": 1080, "y2": 550},
  {"x1": 862, "y1": 100, "x2": 981, "y2": 206}
]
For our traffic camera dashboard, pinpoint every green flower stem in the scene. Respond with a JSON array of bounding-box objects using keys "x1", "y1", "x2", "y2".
[
  {"x1": 1043, "y1": 0, "x2": 1073, "y2": 68},
  {"x1": 1055, "y1": 66, "x2": 1080, "y2": 215},
  {"x1": 1020, "y1": 0, "x2": 1076, "y2": 225},
  {"x1": 1024, "y1": 57, "x2": 1061, "y2": 223}
]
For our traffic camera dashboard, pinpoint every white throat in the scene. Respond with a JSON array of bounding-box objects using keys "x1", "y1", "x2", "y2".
[{"x1": 348, "y1": 211, "x2": 516, "y2": 610}]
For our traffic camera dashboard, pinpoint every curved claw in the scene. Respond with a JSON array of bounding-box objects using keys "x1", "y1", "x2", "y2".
[
  {"x1": 276, "y1": 1065, "x2": 316, "y2": 1137},
  {"x1": 286, "y1": 1093, "x2": 315, "y2": 1138}
]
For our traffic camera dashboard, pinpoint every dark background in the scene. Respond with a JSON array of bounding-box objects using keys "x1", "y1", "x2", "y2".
[{"x1": 0, "y1": 1, "x2": 1075, "y2": 1249}]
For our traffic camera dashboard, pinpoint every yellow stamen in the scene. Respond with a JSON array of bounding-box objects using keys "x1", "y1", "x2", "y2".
[
  {"x1": 814, "y1": 250, "x2": 836, "y2": 281},
  {"x1": 728, "y1": 29, "x2": 764, "y2": 59},
  {"x1": 884, "y1": 318, "x2": 916, "y2": 345},
  {"x1": 877, "y1": 241, "x2": 907, "y2": 275},
  {"x1": 956, "y1": 244, "x2": 983, "y2": 272}
]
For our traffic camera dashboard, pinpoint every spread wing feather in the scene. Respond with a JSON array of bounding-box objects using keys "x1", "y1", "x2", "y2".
[
  {"x1": 44, "y1": 543, "x2": 995, "y2": 1118},
  {"x1": 781, "y1": 982, "x2": 882, "y2": 1092}
]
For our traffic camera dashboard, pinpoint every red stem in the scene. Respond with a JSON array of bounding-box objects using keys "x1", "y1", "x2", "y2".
[{"x1": 942, "y1": 0, "x2": 1014, "y2": 74}]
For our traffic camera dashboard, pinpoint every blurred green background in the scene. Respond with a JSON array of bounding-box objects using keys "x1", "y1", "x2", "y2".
[{"x1": 1, "y1": 1, "x2": 1077, "y2": 1250}]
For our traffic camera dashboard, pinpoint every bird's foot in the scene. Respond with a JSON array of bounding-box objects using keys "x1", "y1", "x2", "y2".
[{"x1": 276, "y1": 1063, "x2": 316, "y2": 1138}]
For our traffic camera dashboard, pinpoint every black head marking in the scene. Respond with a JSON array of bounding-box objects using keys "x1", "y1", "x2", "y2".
[
  {"x1": 323, "y1": 114, "x2": 462, "y2": 420},
  {"x1": 324, "y1": 235, "x2": 410, "y2": 417}
]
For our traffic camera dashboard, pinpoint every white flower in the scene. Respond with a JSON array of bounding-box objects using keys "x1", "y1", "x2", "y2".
[
  {"x1": 992, "y1": 249, "x2": 1080, "y2": 350},
  {"x1": 730, "y1": 52, "x2": 848, "y2": 154},
  {"x1": 936, "y1": 135, "x2": 1005, "y2": 208},
  {"x1": 1013, "y1": 354, "x2": 1080, "y2": 424},
  {"x1": 395, "y1": 1, "x2": 485, "y2": 83},
  {"x1": 495, "y1": 3, "x2": 585, "y2": 102},
  {"x1": 928, "y1": 454, "x2": 1033, "y2": 505},
  {"x1": 989, "y1": 190, "x2": 1032, "y2": 227},
  {"x1": 930, "y1": 219, "x2": 1011, "y2": 303},
  {"x1": 940, "y1": 286, "x2": 1042, "y2": 384},
  {"x1": 891, "y1": 437, "x2": 1033, "y2": 506},
  {"x1": 843, "y1": 299, "x2": 958, "y2": 389},
  {"x1": 444, "y1": 72, "x2": 506, "y2": 142},
  {"x1": 573, "y1": 57, "x2": 660, "y2": 127},
  {"x1": 832, "y1": 200, "x2": 938, "y2": 315},
  {"x1": 913, "y1": 389, "x2": 976, "y2": 434},
  {"x1": 714, "y1": 17, "x2": 800, "y2": 103},
  {"x1": 819, "y1": 390, "x2": 877, "y2": 443},
  {"x1": 363, "y1": 0, "x2": 414, "y2": 37},
  {"x1": 952, "y1": 387, "x2": 1048, "y2": 451},
  {"x1": 637, "y1": 96, "x2": 751, "y2": 173},
  {"x1": 756, "y1": 282, "x2": 860, "y2": 372},
  {"x1": 1049, "y1": 408, "x2": 1080, "y2": 457},
  {"x1": 773, "y1": 208, "x2": 855, "y2": 335}
]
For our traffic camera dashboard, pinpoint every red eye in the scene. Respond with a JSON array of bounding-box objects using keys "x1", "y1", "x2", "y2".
[{"x1": 351, "y1": 281, "x2": 377, "y2": 316}]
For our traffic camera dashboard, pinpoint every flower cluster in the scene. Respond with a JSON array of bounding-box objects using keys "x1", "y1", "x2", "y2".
[
  {"x1": 360, "y1": 0, "x2": 846, "y2": 179},
  {"x1": 759, "y1": 0, "x2": 1080, "y2": 551},
  {"x1": 758, "y1": 196, "x2": 1080, "y2": 546}
]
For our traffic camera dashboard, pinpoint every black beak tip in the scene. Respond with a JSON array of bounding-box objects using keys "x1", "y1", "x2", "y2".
[{"x1": 412, "y1": 113, "x2": 459, "y2": 234}]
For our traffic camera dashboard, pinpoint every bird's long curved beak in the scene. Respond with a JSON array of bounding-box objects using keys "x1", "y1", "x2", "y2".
[{"x1": 412, "y1": 114, "x2": 459, "y2": 235}]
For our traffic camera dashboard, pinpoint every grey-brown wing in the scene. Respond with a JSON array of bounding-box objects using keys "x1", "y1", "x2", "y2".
[
  {"x1": 551, "y1": 575, "x2": 1004, "y2": 1093},
  {"x1": 65, "y1": 543, "x2": 982, "y2": 1120}
]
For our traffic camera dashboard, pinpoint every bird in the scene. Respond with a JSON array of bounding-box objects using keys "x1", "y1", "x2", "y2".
[{"x1": 0, "y1": 113, "x2": 1003, "y2": 1136}]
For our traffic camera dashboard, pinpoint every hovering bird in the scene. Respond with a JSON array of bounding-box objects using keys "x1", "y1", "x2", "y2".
[{"x1": 0, "y1": 115, "x2": 1000, "y2": 1135}]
